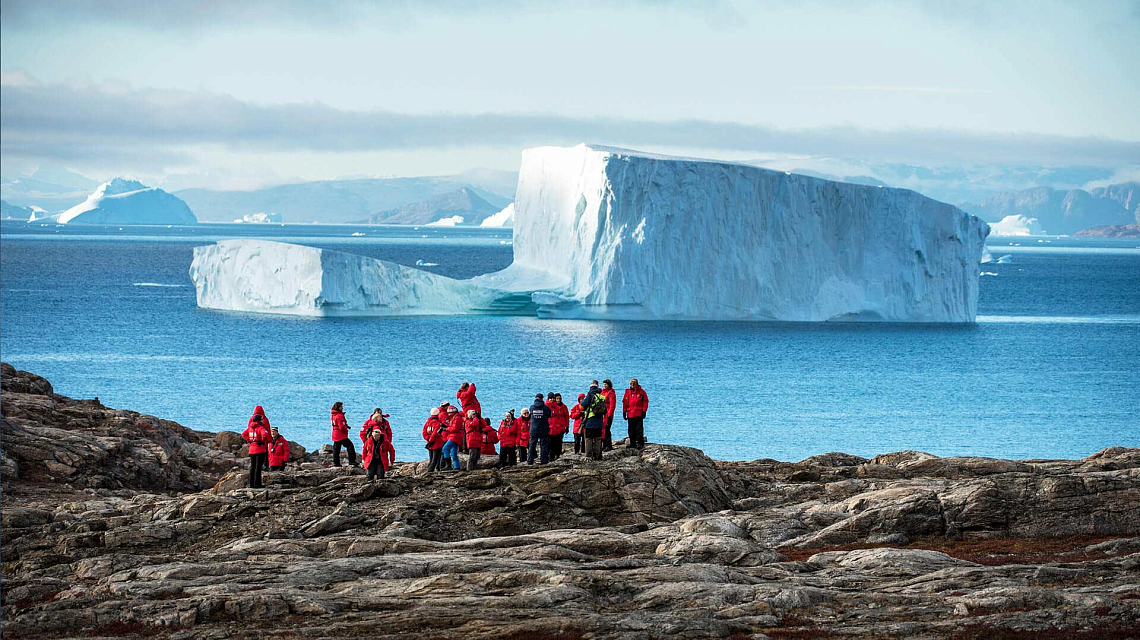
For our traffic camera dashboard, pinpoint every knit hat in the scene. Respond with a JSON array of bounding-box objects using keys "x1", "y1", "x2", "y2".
[
  {"x1": 431, "y1": 407, "x2": 440, "y2": 416},
  {"x1": 448, "y1": 405, "x2": 458, "y2": 413}
]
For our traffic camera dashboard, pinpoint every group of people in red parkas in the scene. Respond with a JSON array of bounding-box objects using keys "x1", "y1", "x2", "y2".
[
  {"x1": 239, "y1": 378, "x2": 649, "y2": 487},
  {"x1": 422, "y1": 378, "x2": 649, "y2": 470}
]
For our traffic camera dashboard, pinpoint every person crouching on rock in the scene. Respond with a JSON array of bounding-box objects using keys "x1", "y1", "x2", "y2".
[
  {"x1": 515, "y1": 408, "x2": 531, "y2": 462},
  {"x1": 267, "y1": 426, "x2": 290, "y2": 471},
  {"x1": 442, "y1": 405, "x2": 463, "y2": 470},
  {"x1": 464, "y1": 409, "x2": 486, "y2": 471},
  {"x1": 498, "y1": 410, "x2": 518, "y2": 466},
  {"x1": 242, "y1": 413, "x2": 270, "y2": 488},
  {"x1": 330, "y1": 401, "x2": 358, "y2": 467},
  {"x1": 570, "y1": 393, "x2": 585, "y2": 454},
  {"x1": 423, "y1": 408, "x2": 447, "y2": 472},
  {"x1": 362, "y1": 427, "x2": 387, "y2": 480}
]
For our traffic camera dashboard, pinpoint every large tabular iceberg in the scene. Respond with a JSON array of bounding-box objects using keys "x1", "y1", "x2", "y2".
[{"x1": 191, "y1": 145, "x2": 989, "y2": 322}]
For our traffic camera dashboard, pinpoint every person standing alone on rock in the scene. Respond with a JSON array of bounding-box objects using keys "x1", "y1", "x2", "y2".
[
  {"x1": 330, "y1": 402, "x2": 358, "y2": 467},
  {"x1": 527, "y1": 394, "x2": 551, "y2": 465},
  {"x1": 266, "y1": 426, "x2": 290, "y2": 470},
  {"x1": 498, "y1": 410, "x2": 518, "y2": 466},
  {"x1": 242, "y1": 412, "x2": 270, "y2": 488},
  {"x1": 423, "y1": 407, "x2": 447, "y2": 472},
  {"x1": 581, "y1": 382, "x2": 607, "y2": 460},
  {"x1": 623, "y1": 378, "x2": 649, "y2": 450},
  {"x1": 601, "y1": 380, "x2": 617, "y2": 451},
  {"x1": 362, "y1": 426, "x2": 387, "y2": 480}
]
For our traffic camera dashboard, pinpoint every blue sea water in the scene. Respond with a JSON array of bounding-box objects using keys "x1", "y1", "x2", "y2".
[{"x1": 2, "y1": 221, "x2": 1138, "y2": 462}]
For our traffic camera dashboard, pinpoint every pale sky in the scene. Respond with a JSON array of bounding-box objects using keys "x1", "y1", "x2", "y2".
[{"x1": 2, "y1": 0, "x2": 1138, "y2": 188}]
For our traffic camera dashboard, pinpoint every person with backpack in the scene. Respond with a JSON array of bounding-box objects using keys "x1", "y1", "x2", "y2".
[
  {"x1": 515, "y1": 408, "x2": 531, "y2": 463},
  {"x1": 330, "y1": 402, "x2": 358, "y2": 467},
  {"x1": 242, "y1": 412, "x2": 270, "y2": 488},
  {"x1": 361, "y1": 426, "x2": 388, "y2": 481},
  {"x1": 498, "y1": 410, "x2": 518, "y2": 466},
  {"x1": 601, "y1": 379, "x2": 617, "y2": 451},
  {"x1": 266, "y1": 426, "x2": 291, "y2": 470},
  {"x1": 622, "y1": 378, "x2": 649, "y2": 450},
  {"x1": 422, "y1": 407, "x2": 447, "y2": 472},
  {"x1": 570, "y1": 393, "x2": 585, "y2": 454},
  {"x1": 581, "y1": 382, "x2": 607, "y2": 460},
  {"x1": 527, "y1": 394, "x2": 551, "y2": 465}
]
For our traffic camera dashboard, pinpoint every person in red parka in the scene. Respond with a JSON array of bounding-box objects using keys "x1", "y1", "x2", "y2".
[
  {"x1": 622, "y1": 378, "x2": 649, "y2": 449},
  {"x1": 361, "y1": 427, "x2": 388, "y2": 481},
  {"x1": 514, "y1": 408, "x2": 531, "y2": 463},
  {"x1": 497, "y1": 410, "x2": 518, "y2": 466},
  {"x1": 601, "y1": 380, "x2": 617, "y2": 451},
  {"x1": 266, "y1": 426, "x2": 290, "y2": 470},
  {"x1": 547, "y1": 393, "x2": 570, "y2": 460},
  {"x1": 242, "y1": 412, "x2": 270, "y2": 488},
  {"x1": 480, "y1": 417, "x2": 498, "y2": 457},
  {"x1": 457, "y1": 382, "x2": 481, "y2": 418},
  {"x1": 570, "y1": 393, "x2": 585, "y2": 454},
  {"x1": 330, "y1": 401, "x2": 358, "y2": 467},
  {"x1": 422, "y1": 407, "x2": 448, "y2": 472},
  {"x1": 361, "y1": 408, "x2": 396, "y2": 469},
  {"x1": 463, "y1": 410, "x2": 486, "y2": 471},
  {"x1": 441, "y1": 405, "x2": 463, "y2": 470}
]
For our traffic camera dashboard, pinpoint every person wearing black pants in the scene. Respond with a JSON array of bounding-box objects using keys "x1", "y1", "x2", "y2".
[
  {"x1": 249, "y1": 450, "x2": 266, "y2": 488},
  {"x1": 333, "y1": 438, "x2": 357, "y2": 467},
  {"x1": 627, "y1": 416, "x2": 645, "y2": 449},
  {"x1": 363, "y1": 428, "x2": 386, "y2": 480},
  {"x1": 527, "y1": 394, "x2": 550, "y2": 465},
  {"x1": 330, "y1": 402, "x2": 358, "y2": 467}
]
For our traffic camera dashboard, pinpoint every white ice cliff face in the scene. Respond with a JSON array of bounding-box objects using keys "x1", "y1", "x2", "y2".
[
  {"x1": 189, "y1": 240, "x2": 533, "y2": 316},
  {"x1": 190, "y1": 145, "x2": 989, "y2": 322},
  {"x1": 509, "y1": 145, "x2": 990, "y2": 322}
]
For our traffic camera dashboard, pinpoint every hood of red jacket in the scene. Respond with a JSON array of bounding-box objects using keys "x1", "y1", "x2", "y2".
[{"x1": 253, "y1": 405, "x2": 265, "y2": 416}]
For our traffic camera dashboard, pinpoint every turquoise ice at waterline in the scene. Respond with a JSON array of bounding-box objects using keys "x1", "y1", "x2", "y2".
[{"x1": 1, "y1": 222, "x2": 1137, "y2": 462}]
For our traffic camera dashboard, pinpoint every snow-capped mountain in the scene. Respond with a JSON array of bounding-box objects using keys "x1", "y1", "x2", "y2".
[{"x1": 58, "y1": 178, "x2": 198, "y2": 225}]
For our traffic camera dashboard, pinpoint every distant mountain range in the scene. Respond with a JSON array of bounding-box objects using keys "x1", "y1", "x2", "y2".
[
  {"x1": 360, "y1": 187, "x2": 501, "y2": 225},
  {"x1": 1074, "y1": 223, "x2": 1140, "y2": 238},
  {"x1": 174, "y1": 176, "x2": 512, "y2": 223},
  {"x1": 962, "y1": 182, "x2": 1138, "y2": 235}
]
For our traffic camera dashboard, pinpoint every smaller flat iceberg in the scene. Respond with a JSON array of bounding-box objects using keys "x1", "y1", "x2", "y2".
[{"x1": 189, "y1": 240, "x2": 534, "y2": 316}]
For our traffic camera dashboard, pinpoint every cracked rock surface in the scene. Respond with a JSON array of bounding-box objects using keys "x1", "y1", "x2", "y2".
[{"x1": 3, "y1": 364, "x2": 1139, "y2": 638}]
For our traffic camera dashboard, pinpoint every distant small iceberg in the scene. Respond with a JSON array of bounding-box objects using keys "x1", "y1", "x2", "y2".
[
  {"x1": 351, "y1": 232, "x2": 366, "y2": 237},
  {"x1": 996, "y1": 255, "x2": 1013, "y2": 264},
  {"x1": 415, "y1": 259, "x2": 440, "y2": 267}
]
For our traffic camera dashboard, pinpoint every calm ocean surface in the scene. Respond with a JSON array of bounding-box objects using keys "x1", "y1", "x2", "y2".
[{"x1": 2, "y1": 221, "x2": 1138, "y2": 462}]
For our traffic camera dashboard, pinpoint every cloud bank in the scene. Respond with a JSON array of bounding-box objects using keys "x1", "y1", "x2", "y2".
[{"x1": 2, "y1": 73, "x2": 1137, "y2": 172}]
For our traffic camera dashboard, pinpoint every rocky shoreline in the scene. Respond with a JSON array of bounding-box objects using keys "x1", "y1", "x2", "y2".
[{"x1": 3, "y1": 363, "x2": 1138, "y2": 638}]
